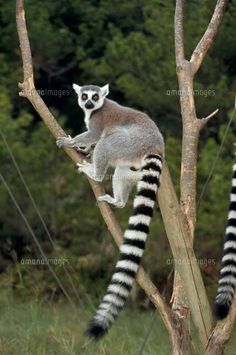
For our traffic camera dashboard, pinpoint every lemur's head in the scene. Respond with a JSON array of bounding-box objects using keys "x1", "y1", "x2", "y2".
[{"x1": 72, "y1": 84, "x2": 109, "y2": 113}]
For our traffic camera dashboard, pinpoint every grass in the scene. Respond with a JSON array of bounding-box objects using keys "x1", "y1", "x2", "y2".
[
  {"x1": 0, "y1": 293, "x2": 235, "y2": 355},
  {"x1": 0, "y1": 294, "x2": 170, "y2": 355}
]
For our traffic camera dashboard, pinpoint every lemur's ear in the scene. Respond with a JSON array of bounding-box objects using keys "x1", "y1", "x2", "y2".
[
  {"x1": 72, "y1": 83, "x2": 82, "y2": 95},
  {"x1": 101, "y1": 84, "x2": 109, "y2": 97}
]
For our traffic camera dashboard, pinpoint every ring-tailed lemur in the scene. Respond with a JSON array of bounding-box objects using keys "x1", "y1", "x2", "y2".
[
  {"x1": 215, "y1": 162, "x2": 236, "y2": 319},
  {"x1": 56, "y1": 84, "x2": 164, "y2": 339}
]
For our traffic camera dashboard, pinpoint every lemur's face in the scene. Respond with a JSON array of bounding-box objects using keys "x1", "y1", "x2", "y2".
[{"x1": 72, "y1": 84, "x2": 109, "y2": 112}]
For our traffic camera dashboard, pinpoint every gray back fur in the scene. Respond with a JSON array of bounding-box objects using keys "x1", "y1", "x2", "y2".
[{"x1": 88, "y1": 98, "x2": 164, "y2": 162}]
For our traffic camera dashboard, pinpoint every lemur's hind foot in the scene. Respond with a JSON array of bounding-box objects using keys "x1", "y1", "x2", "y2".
[
  {"x1": 98, "y1": 194, "x2": 126, "y2": 208},
  {"x1": 77, "y1": 161, "x2": 103, "y2": 182}
]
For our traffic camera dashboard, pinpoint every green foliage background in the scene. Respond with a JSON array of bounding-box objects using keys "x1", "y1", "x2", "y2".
[{"x1": 0, "y1": 0, "x2": 236, "y2": 342}]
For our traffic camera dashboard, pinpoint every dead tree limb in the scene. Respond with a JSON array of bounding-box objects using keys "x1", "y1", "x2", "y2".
[
  {"x1": 172, "y1": 2, "x2": 193, "y2": 353},
  {"x1": 158, "y1": 164, "x2": 213, "y2": 351},
  {"x1": 175, "y1": 0, "x2": 228, "y2": 234},
  {"x1": 205, "y1": 296, "x2": 236, "y2": 355},
  {"x1": 174, "y1": 1, "x2": 235, "y2": 355}
]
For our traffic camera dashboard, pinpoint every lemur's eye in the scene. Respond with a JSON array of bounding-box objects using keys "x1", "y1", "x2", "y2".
[
  {"x1": 92, "y1": 94, "x2": 99, "y2": 102},
  {"x1": 82, "y1": 93, "x2": 88, "y2": 101}
]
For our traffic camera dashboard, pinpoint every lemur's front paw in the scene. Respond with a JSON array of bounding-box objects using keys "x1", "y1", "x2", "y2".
[{"x1": 56, "y1": 135, "x2": 72, "y2": 148}]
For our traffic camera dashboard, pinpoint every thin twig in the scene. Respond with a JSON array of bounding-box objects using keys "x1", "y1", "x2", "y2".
[{"x1": 198, "y1": 109, "x2": 219, "y2": 129}]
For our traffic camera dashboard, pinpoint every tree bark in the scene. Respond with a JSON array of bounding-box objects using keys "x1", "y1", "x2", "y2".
[
  {"x1": 173, "y1": 1, "x2": 230, "y2": 354},
  {"x1": 158, "y1": 164, "x2": 213, "y2": 350},
  {"x1": 205, "y1": 297, "x2": 236, "y2": 355}
]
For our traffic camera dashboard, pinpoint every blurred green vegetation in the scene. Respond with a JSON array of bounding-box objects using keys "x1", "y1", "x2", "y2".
[{"x1": 0, "y1": 0, "x2": 236, "y2": 351}]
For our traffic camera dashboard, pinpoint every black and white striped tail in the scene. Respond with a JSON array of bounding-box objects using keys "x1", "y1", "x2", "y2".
[
  {"x1": 86, "y1": 154, "x2": 163, "y2": 340},
  {"x1": 215, "y1": 162, "x2": 236, "y2": 319}
]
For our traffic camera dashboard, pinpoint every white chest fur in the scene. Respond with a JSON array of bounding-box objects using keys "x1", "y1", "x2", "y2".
[{"x1": 84, "y1": 109, "x2": 92, "y2": 129}]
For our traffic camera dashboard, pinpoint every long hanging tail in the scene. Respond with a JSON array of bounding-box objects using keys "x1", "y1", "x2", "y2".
[
  {"x1": 215, "y1": 162, "x2": 236, "y2": 319},
  {"x1": 86, "y1": 153, "x2": 163, "y2": 340}
]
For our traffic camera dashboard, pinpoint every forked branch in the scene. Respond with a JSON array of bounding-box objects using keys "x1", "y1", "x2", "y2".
[
  {"x1": 174, "y1": 0, "x2": 234, "y2": 354},
  {"x1": 190, "y1": 0, "x2": 228, "y2": 75}
]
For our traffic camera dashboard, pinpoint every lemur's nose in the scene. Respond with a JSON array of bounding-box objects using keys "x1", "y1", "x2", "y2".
[{"x1": 85, "y1": 100, "x2": 94, "y2": 109}]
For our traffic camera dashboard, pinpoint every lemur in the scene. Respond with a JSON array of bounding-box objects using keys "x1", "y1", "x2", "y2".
[
  {"x1": 215, "y1": 162, "x2": 236, "y2": 319},
  {"x1": 56, "y1": 84, "x2": 164, "y2": 339}
]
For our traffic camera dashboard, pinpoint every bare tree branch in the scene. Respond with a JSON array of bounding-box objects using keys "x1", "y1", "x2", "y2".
[
  {"x1": 158, "y1": 164, "x2": 213, "y2": 349},
  {"x1": 173, "y1": 2, "x2": 199, "y2": 352},
  {"x1": 205, "y1": 296, "x2": 236, "y2": 355},
  {"x1": 190, "y1": 0, "x2": 228, "y2": 75},
  {"x1": 174, "y1": 0, "x2": 235, "y2": 354},
  {"x1": 16, "y1": 0, "x2": 33, "y2": 81},
  {"x1": 175, "y1": 0, "x2": 185, "y2": 67}
]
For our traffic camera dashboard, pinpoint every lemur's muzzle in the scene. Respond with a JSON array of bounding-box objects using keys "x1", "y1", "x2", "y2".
[{"x1": 85, "y1": 100, "x2": 94, "y2": 109}]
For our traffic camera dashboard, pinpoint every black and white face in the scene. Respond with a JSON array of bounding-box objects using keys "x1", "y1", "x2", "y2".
[{"x1": 72, "y1": 84, "x2": 109, "y2": 112}]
